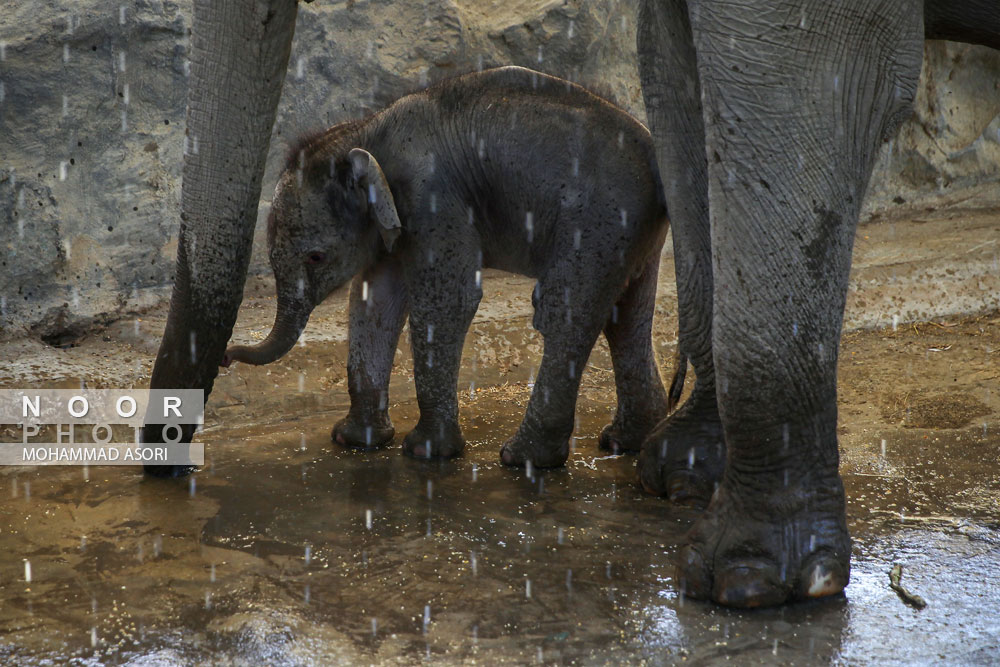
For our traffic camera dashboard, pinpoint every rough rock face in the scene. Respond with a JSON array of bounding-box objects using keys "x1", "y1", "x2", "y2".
[{"x1": 1, "y1": 0, "x2": 998, "y2": 340}]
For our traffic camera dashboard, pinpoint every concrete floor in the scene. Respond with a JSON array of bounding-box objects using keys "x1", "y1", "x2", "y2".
[{"x1": 0, "y1": 208, "x2": 998, "y2": 665}]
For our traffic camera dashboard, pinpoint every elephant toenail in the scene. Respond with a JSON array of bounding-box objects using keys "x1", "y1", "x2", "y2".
[
  {"x1": 807, "y1": 569, "x2": 835, "y2": 596},
  {"x1": 666, "y1": 472, "x2": 708, "y2": 507},
  {"x1": 500, "y1": 446, "x2": 516, "y2": 466},
  {"x1": 674, "y1": 545, "x2": 711, "y2": 600},
  {"x1": 800, "y1": 556, "x2": 848, "y2": 599},
  {"x1": 716, "y1": 562, "x2": 786, "y2": 608}
]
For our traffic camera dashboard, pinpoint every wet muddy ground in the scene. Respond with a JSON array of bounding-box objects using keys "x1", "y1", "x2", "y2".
[{"x1": 0, "y1": 210, "x2": 998, "y2": 665}]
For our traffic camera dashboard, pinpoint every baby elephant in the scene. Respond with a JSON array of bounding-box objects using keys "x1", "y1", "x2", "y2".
[{"x1": 224, "y1": 66, "x2": 669, "y2": 468}]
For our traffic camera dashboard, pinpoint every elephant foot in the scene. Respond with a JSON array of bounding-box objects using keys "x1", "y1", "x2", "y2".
[
  {"x1": 143, "y1": 464, "x2": 196, "y2": 478},
  {"x1": 637, "y1": 406, "x2": 725, "y2": 508},
  {"x1": 676, "y1": 478, "x2": 851, "y2": 608},
  {"x1": 499, "y1": 426, "x2": 570, "y2": 469},
  {"x1": 598, "y1": 415, "x2": 662, "y2": 455},
  {"x1": 332, "y1": 413, "x2": 395, "y2": 450},
  {"x1": 402, "y1": 420, "x2": 465, "y2": 459}
]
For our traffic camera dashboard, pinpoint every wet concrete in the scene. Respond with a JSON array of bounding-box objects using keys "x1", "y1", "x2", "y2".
[{"x1": 0, "y1": 211, "x2": 998, "y2": 664}]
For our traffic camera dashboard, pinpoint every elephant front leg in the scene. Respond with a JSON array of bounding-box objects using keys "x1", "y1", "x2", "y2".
[
  {"x1": 142, "y1": 0, "x2": 298, "y2": 477},
  {"x1": 333, "y1": 259, "x2": 409, "y2": 449},
  {"x1": 669, "y1": 0, "x2": 922, "y2": 607},
  {"x1": 402, "y1": 251, "x2": 482, "y2": 460}
]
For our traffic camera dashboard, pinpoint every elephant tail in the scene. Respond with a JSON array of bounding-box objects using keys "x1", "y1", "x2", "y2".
[{"x1": 667, "y1": 346, "x2": 687, "y2": 413}]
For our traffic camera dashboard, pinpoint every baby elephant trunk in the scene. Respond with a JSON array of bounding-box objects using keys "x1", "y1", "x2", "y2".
[{"x1": 221, "y1": 274, "x2": 313, "y2": 367}]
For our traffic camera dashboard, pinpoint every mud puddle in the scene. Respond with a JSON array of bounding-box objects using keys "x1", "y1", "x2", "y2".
[
  {"x1": 1, "y1": 312, "x2": 999, "y2": 664},
  {"x1": 1, "y1": 209, "x2": 999, "y2": 663}
]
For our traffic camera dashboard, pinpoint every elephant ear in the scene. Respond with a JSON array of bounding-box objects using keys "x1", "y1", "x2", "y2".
[{"x1": 348, "y1": 148, "x2": 402, "y2": 253}]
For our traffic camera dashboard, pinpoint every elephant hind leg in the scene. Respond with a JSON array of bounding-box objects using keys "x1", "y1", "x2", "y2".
[
  {"x1": 500, "y1": 257, "x2": 622, "y2": 469},
  {"x1": 598, "y1": 253, "x2": 668, "y2": 454}
]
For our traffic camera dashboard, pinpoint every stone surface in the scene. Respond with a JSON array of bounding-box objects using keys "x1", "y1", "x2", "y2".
[{"x1": 1, "y1": 0, "x2": 998, "y2": 340}]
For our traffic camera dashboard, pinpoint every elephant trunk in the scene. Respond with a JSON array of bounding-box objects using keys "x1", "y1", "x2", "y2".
[{"x1": 222, "y1": 276, "x2": 312, "y2": 367}]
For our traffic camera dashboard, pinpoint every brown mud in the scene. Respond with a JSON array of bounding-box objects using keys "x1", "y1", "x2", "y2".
[{"x1": 0, "y1": 209, "x2": 998, "y2": 664}]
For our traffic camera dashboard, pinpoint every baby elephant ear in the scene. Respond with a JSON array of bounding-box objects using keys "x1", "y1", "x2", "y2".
[{"x1": 348, "y1": 148, "x2": 402, "y2": 253}]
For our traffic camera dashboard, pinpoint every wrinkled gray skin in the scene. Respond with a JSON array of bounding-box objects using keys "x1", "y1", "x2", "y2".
[
  {"x1": 141, "y1": 0, "x2": 999, "y2": 608},
  {"x1": 221, "y1": 67, "x2": 670, "y2": 466}
]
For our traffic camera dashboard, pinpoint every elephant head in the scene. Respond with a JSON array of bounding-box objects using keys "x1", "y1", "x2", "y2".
[{"x1": 221, "y1": 147, "x2": 401, "y2": 367}]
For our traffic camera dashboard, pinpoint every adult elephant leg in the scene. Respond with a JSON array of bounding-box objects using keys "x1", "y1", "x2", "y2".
[
  {"x1": 635, "y1": 0, "x2": 724, "y2": 505},
  {"x1": 333, "y1": 258, "x2": 409, "y2": 449},
  {"x1": 598, "y1": 252, "x2": 669, "y2": 454},
  {"x1": 676, "y1": 1, "x2": 922, "y2": 607},
  {"x1": 142, "y1": 0, "x2": 299, "y2": 477}
]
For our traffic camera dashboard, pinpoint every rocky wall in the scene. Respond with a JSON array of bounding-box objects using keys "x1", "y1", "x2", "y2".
[{"x1": 1, "y1": 0, "x2": 998, "y2": 341}]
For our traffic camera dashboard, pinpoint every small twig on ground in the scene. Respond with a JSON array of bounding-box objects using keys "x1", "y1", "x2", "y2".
[{"x1": 889, "y1": 563, "x2": 927, "y2": 609}]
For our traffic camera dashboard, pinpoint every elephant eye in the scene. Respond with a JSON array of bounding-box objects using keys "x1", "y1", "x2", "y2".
[{"x1": 305, "y1": 251, "x2": 327, "y2": 265}]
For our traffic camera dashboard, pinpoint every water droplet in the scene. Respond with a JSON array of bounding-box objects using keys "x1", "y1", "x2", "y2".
[
  {"x1": 566, "y1": 568, "x2": 573, "y2": 592},
  {"x1": 525, "y1": 211, "x2": 534, "y2": 243},
  {"x1": 63, "y1": 43, "x2": 70, "y2": 63},
  {"x1": 423, "y1": 605, "x2": 431, "y2": 633},
  {"x1": 118, "y1": 50, "x2": 126, "y2": 72},
  {"x1": 24, "y1": 559, "x2": 31, "y2": 582},
  {"x1": 536, "y1": 45, "x2": 543, "y2": 63},
  {"x1": 525, "y1": 579, "x2": 532, "y2": 598},
  {"x1": 188, "y1": 477, "x2": 196, "y2": 497},
  {"x1": 567, "y1": 20, "x2": 575, "y2": 38},
  {"x1": 59, "y1": 161, "x2": 68, "y2": 181},
  {"x1": 880, "y1": 439, "x2": 887, "y2": 457},
  {"x1": 573, "y1": 228, "x2": 581, "y2": 250}
]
